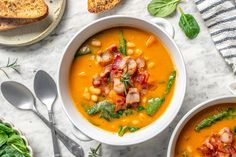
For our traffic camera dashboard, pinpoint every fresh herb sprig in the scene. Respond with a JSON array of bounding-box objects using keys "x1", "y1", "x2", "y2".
[
  {"x1": 120, "y1": 65, "x2": 133, "y2": 95},
  {"x1": 148, "y1": 0, "x2": 181, "y2": 17},
  {"x1": 179, "y1": 7, "x2": 200, "y2": 39},
  {"x1": 88, "y1": 143, "x2": 101, "y2": 157},
  {"x1": 0, "y1": 58, "x2": 20, "y2": 78},
  {"x1": 195, "y1": 108, "x2": 236, "y2": 132}
]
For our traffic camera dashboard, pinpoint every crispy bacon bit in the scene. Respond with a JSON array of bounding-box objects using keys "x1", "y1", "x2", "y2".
[
  {"x1": 98, "y1": 51, "x2": 114, "y2": 66},
  {"x1": 113, "y1": 54, "x2": 129, "y2": 70},
  {"x1": 136, "y1": 57, "x2": 146, "y2": 69},
  {"x1": 126, "y1": 88, "x2": 140, "y2": 105},
  {"x1": 106, "y1": 44, "x2": 119, "y2": 53},
  {"x1": 113, "y1": 78, "x2": 125, "y2": 94},
  {"x1": 136, "y1": 70, "x2": 149, "y2": 84},
  {"x1": 92, "y1": 76, "x2": 101, "y2": 87},
  {"x1": 100, "y1": 64, "x2": 112, "y2": 77},
  {"x1": 198, "y1": 127, "x2": 236, "y2": 156},
  {"x1": 115, "y1": 96, "x2": 126, "y2": 111},
  {"x1": 127, "y1": 59, "x2": 137, "y2": 75}
]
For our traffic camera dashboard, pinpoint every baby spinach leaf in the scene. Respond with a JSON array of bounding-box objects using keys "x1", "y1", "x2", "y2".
[
  {"x1": 118, "y1": 126, "x2": 140, "y2": 136},
  {"x1": 0, "y1": 132, "x2": 7, "y2": 147},
  {"x1": 165, "y1": 70, "x2": 176, "y2": 94},
  {"x1": 148, "y1": 0, "x2": 181, "y2": 17},
  {"x1": 119, "y1": 31, "x2": 127, "y2": 56},
  {"x1": 7, "y1": 135, "x2": 28, "y2": 153},
  {"x1": 0, "y1": 124, "x2": 13, "y2": 135},
  {"x1": 195, "y1": 108, "x2": 236, "y2": 132},
  {"x1": 179, "y1": 7, "x2": 200, "y2": 39},
  {"x1": 75, "y1": 45, "x2": 91, "y2": 57},
  {"x1": 146, "y1": 98, "x2": 165, "y2": 116},
  {"x1": 137, "y1": 106, "x2": 145, "y2": 112}
]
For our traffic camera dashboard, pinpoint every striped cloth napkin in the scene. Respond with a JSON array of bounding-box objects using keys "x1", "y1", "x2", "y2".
[{"x1": 194, "y1": 0, "x2": 236, "y2": 74}]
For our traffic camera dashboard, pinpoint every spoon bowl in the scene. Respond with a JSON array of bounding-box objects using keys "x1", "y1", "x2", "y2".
[{"x1": 1, "y1": 81, "x2": 35, "y2": 110}]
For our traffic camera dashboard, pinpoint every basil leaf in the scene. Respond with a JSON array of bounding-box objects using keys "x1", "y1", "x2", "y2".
[
  {"x1": 146, "y1": 98, "x2": 165, "y2": 116},
  {"x1": 148, "y1": 0, "x2": 181, "y2": 17},
  {"x1": 119, "y1": 31, "x2": 127, "y2": 56},
  {"x1": 179, "y1": 7, "x2": 200, "y2": 39}
]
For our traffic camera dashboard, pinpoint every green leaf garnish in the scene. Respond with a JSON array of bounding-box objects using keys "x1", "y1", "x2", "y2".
[
  {"x1": 148, "y1": 0, "x2": 181, "y2": 17},
  {"x1": 119, "y1": 31, "x2": 127, "y2": 56},
  {"x1": 179, "y1": 7, "x2": 200, "y2": 39},
  {"x1": 118, "y1": 126, "x2": 140, "y2": 136}
]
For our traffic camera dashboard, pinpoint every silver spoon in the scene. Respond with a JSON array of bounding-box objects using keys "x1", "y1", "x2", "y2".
[
  {"x1": 34, "y1": 70, "x2": 60, "y2": 157},
  {"x1": 1, "y1": 81, "x2": 84, "y2": 157}
]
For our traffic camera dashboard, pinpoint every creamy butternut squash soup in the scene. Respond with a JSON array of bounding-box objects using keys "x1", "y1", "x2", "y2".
[
  {"x1": 175, "y1": 104, "x2": 236, "y2": 157},
  {"x1": 69, "y1": 27, "x2": 176, "y2": 136}
]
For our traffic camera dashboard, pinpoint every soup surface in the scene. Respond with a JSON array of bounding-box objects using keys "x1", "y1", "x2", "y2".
[
  {"x1": 175, "y1": 104, "x2": 236, "y2": 157},
  {"x1": 69, "y1": 27, "x2": 176, "y2": 136}
]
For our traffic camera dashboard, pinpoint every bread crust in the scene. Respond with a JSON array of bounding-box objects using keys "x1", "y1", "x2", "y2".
[
  {"x1": 88, "y1": 0, "x2": 121, "y2": 13},
  {"x1": 0, "y1": 0, "x2": 48, "y2": 19}
]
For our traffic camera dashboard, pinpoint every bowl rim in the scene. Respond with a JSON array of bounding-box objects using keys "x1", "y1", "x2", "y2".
[
  {"x1": 57, "y1": 15, "x2": 187, "y2": 146},
  {"x1": 0, "y1": 117, "x2": 33, "y2": 156},
  {"x1": 167, "y1": 95, "x2": 236, "y2": 157}
]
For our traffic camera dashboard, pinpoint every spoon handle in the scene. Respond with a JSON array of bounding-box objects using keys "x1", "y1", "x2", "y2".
[
  {"x1": 48, "y1": 111, "x2": 61, "y2": 157},
  {"x1": 33, "y1": 110, "x2": 84, "y2": 157}
]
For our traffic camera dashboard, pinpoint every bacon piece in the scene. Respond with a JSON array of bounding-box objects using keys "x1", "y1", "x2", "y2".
[
  {"x1": 219, "y1": 127, "x2": 234, "y2": 144},
  {"x1": 106, "y1": 44, "x2": 119, "y2": 54},
  {"x1": 136, "y1": 57, "x2": 146, "y2": 69},
  {"x1": 98, "y1": 51, "x2": 114, "y2": 66},
  {"x1": 126, "y1": 88, "x2": 140, "y2": 105},
  {"x1": 100, "y1": 64, "x2": 112, "y2": 77},
  {"x1": 115, "y1": 95, "x2": 126, "y2": 111},
  {"x1": 113, "y1": 78, "x2": 125, "y2": 94},
  {"x1": 136, "y1": 70, "x2": 149, "y2": 84},
  {"x1": 92, "y1": 76, "x2": 101, "y2": 87},
  {"x1": 127, "y1": 58, "x2": 137, "y2": 75}
]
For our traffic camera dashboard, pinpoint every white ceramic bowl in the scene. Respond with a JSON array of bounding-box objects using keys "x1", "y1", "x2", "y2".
[
  {"x1": 167, "y1": 95, "x2": 236, "y2": 157},
  {"x1": 58, "y1": 15, "x2": 187, "y2": 146},
  {"x1": 0, "y1": 118, "x2": 33, "y2": 156}
]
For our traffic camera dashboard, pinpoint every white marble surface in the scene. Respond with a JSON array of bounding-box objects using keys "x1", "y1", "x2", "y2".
[{"x1": 0, "y1": 0, "x2": 235, "y2": 157}]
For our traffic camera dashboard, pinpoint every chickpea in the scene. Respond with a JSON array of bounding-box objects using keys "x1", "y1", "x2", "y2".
[
  {"x1": 89, "y1": 86, "x2": 101, "y2": 95},
  {"x1": 91, "y1": 39, "x2": 102, "y2": 47},
  {"x1": 91, "y1": 95, "x2": 98, "y2": 102},
  {"x1": 127, "y1": 42, "x2": 136, "y2": 48},
  {"x1": 127, "y1": 49, "x2": 134, "y2": 56},
  {"x1": 83, "y1": 92, "x2": 90, "y2": 100},
  {"x1": 78, "y1": 72, "x2": 86, "y2": 76},
  {"x1": 148, "y1": 62, "x2": 155, "y2": 69},
  {"x1": 135, "y1": 49, "x2": 143, "y2": 56}
]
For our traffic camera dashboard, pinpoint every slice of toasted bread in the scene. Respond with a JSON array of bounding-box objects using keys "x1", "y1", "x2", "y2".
[
  {"x1": 0, "y1": 15, "x2": 48, "y2": 31},
  {"x1": 88, "y1": 0, "x2": 121, "y2": 13},
  {"x1": 0, "y1": 0, "x2": 48, "y2": 19}
]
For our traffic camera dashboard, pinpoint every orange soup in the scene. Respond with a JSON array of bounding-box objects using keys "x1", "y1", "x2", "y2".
[
  {"x1": 175, "y1": 104, "x2": 236, "y2": 157},
  {"x1": 69, "y1": 27, "x2": 176, "y2": 136}
]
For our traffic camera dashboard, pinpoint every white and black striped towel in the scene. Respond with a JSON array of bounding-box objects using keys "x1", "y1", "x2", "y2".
[{"x1": 194, "y1": 0, "x2": 236, "y2": 73}]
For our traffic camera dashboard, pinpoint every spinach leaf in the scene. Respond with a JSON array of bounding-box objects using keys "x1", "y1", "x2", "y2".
[
  {"x1": 148, "y1": 0, "x2": 181, "y2": 17},
  {"x1": 179, "y1": 7, "x2": 200, "y2": 39},
  {"x1": 7, "y1": 135, "x2": 28, "y2": 153},
  {"x1": 146, "y1": 98, "x2": 165, "y2": 116},
  {"x1": 0, "y1": 124, "x2": 13, "y2": 135},
  {"x1": 137, "y1": 106, "x2": 145, "y2": 112},
  {"x1": 118, "y1": 126, "x2": 140, "y2": 136},
  {"x1": 146, "y1": 70, "x2": 176, "y2": 116},
  {"x1": 0, "y1": 132, "x2": 7, "y2": 147},
  {"x1": 87, "y1": 101, "x2": 120, "y2": 121},
  {"x1": 195, "y1": 108, "x2": 236, "y2": 132},
  {"x1": 0, "y1": 145, "x2": 30, "y2": 157},
  {"x1": 119, "y1": 31, "x2": 127, "y2": 56},
  {"x1": 165, "y1": 70, "x2": 176, "y2": 94},
  {"x1": 75, "y1": 45, "x2": 91, "y2": 57}
]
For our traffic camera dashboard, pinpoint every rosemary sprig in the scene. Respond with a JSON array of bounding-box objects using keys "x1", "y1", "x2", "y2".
[
  {"x1": 120, "y1": 65, "x2": 133, "y2": 94},
  {"x1": 0, "y1": 58, "x2": 20, "y2": 78},
  {"x1": 88, "y1": 143, "x2": 101, "y2": 157}
]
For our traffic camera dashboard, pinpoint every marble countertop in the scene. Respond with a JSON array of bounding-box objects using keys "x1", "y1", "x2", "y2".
[{"x1": 0, "y1": 0, "x2": 235, "y2": 157}]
